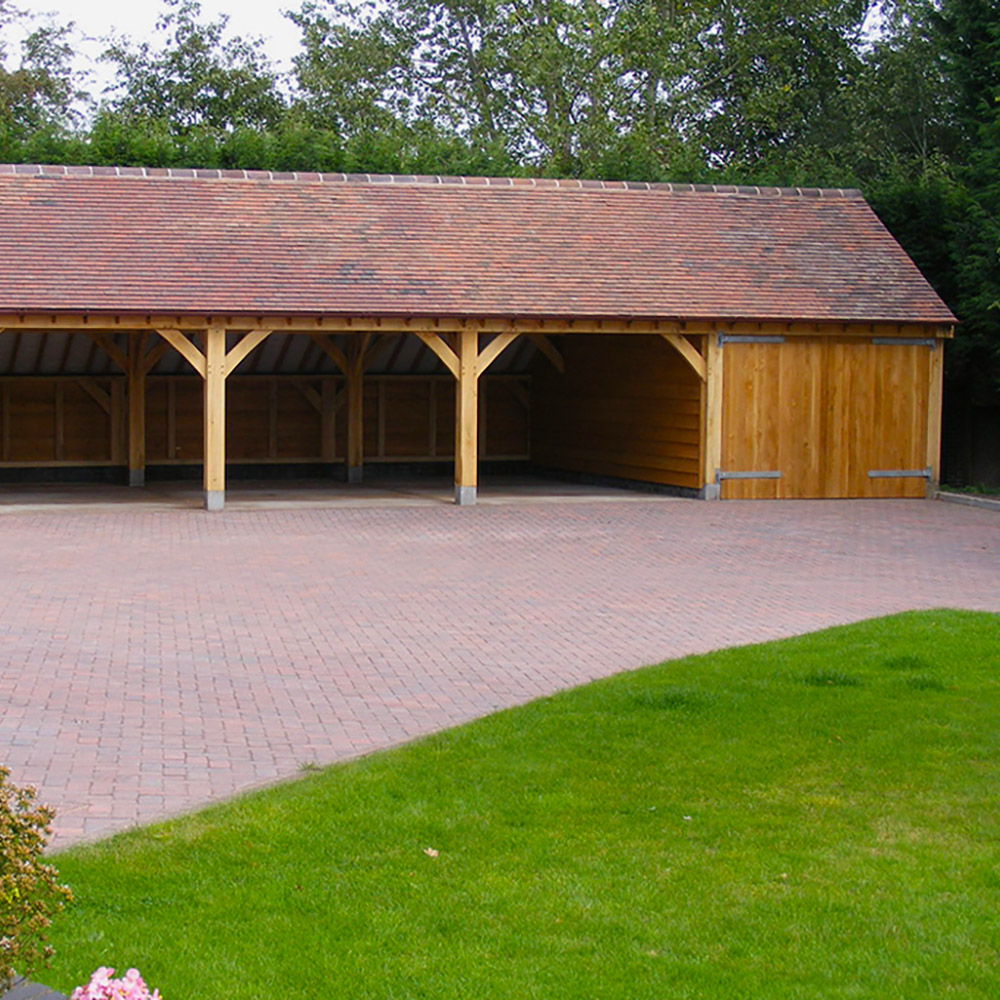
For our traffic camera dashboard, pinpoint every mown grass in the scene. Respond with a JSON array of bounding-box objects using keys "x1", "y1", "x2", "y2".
[{"x1": 45, "y1": 609, "x2": 1000, "y2": 999}]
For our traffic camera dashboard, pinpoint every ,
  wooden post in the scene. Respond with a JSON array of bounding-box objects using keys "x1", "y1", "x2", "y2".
[
  {"x1": 127, "y1": 334, "x2": 147, "y2": 486},
  {"x1": 346, "y1": 337, "x2": 365, "y2": 483},
  {"x1": 0, "y1": 383, "x2": 8, "y2": 462},
  {"x1": 54, "y1": 383, "x2": 64, "y2": 460},
  {"x1": 155, "y1": 327, "x2": 272, "y2": 511},
  {"x1": 109, "y1": 378, "x2": 125, "y2": 466},
  {"x1": 203, "y1": 327, "x2": 227, "y2": 511},
  {"x1": 455, "y1": 330, "x2": 479, "y2": 505},
  {"x1": 925, "y1": 337, "x2": 945, "y2": 497},
  {"x1": 414, "y1": 328, "x2": 520, "y2": 505},
  {"x1": 310, "y1": 332, "x2": 394, "y2": 483},
  {"x1": 320, "y1": 379, "x2": 337, "y2": 464},
  {"x1": 702, "y1": 332, "x2": 724, "y2": 500},
  {"x1": 267, "y1": 380, "x2": 279, "y2": 459}
]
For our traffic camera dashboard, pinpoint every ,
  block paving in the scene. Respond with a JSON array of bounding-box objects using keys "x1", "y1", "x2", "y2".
[{"x1": 1, "y1": 493, "x2": 998, "y2": 849}]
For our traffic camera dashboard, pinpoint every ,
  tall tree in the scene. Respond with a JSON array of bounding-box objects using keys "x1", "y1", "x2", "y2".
[
  {"x1": 937, "y1": 0, "x2": 1000, "y2": 366},
  {"x1": 837, "y1": 0, "x2": 1000, "y2": 485},
  {"x1": 292, "y1": 0, "x2": 640, "y2": 172},
  {"x1": 689, "y1": 0, "x2": 873, "y2": 170},
  {"x1": 937, "y1": 0, "x2": 1000, "y2": 484},
  {"x1": 289, "y1": 0, "x2": 415, "y2": 136},
  {"x1": 101, "y1": 0, "x2": 286, "y2": 134},
  {"x1": 0, "y1": 0, "x2": 82, "y2": 143},
  {"x1": 289, "y1": 0, "x2": 881, "y2": 176},
  {"x1": 402, "y1": 0, "x2": 626, "y2": 173}
]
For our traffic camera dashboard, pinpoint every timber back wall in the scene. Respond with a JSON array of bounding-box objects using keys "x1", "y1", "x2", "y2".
[
  {"x1": 0, "y1": 374, "x2": 531, "y2": 468},
  {"x1": 531, "y1": 335, "x2": 703, "y2": 492}
]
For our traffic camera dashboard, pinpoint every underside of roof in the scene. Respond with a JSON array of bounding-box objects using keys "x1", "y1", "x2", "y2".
[
  {"x1": 0, "y1": 165, "x2": 955, "y2": 326},
  {"x1": 0, "y1": 330, "x2": 534, "y2": 376}
]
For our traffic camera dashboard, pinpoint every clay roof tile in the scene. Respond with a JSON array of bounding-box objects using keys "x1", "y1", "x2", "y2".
[{"x1": 0, "y1": 166, "x2": 955, "y2": 324}]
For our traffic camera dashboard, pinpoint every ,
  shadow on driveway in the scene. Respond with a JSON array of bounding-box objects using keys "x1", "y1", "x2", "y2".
[
  {"x1": 0, "y1": 492, "x2": 997, "y2": 848},
  {"x1": 0, "y1": 475, "x2": 673, "y2": 513}
]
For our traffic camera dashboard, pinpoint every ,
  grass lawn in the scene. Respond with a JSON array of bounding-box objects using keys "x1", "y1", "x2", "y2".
[{"x1": 42, "y1": 609, "x2": 1000, "y2": 999}]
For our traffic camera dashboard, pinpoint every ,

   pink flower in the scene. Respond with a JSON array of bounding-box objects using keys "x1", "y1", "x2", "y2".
[{"x1": 70, "y1": 966, "x2": 162, "y2": 1000}]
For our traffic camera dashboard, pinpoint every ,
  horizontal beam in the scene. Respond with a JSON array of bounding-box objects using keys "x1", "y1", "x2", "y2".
[
  {"x1": 0, "y1": 371, "x2": 528, "y2": 386},
  {"x1": 0, "y1": 314, "x2": 955, "y2": 339}
]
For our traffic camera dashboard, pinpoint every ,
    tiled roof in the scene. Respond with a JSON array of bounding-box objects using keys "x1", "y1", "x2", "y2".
[{"x1": 0, "y1": 165, "x2": 955, "y2": 324}]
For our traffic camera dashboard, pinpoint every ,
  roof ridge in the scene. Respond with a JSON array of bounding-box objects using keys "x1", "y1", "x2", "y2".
[{"x1": 0, "y1": 163, "x2": 863, "y2": 198}]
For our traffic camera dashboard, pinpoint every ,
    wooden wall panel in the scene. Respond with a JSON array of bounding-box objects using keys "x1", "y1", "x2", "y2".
[
  {"x1": 0, "y1": 384, "x2": 7, "y2": 460},
  {"x1": 171, "y1": 378, "x2": 204, "y2": 463},
  {"x1": 435, "y1": 381, "x2": 455, "y2": 457},
  {"x1": 62, "y1": 382, "x2": 111, "y2": 461},
  {"x1": 7, "y1": 382, "x2": 57, "y2": 462},
  {"x1": 341, "y1": 375, "x2": 528, "y2": 463},
  {"x1": 1, "y1": 378, "x2": 118, "y2": 464},
  {"x1": 531, "y1": 335, "x2": 702, "y2": 490},
  {"x1": 0, "y1": 375, "x2": 527, "y2": 467},
  {"x1": 383, "y1": 379, "x2": 432, "y2": 457},
  {"x1": 721, "y1": 337, "x2": 933, "y2": 499},
  {"x1": 276, "y1": 382, "x2": 321, "y2": 459},
  {"x1": 226, "y1": 379, "x2": 271, "y2": 460},
  {"x1": 362, "y1": 380, "x2": 380, "y2": 458},
  {"x1": 486, "y1": 378, "x2": 530, "y2": 458},
  {"x1": 145, "y1": 379, "x2": 168, "y2": 462},
  {"x1": 333, "y1": 382, "x2": 348, "y2": 459}
]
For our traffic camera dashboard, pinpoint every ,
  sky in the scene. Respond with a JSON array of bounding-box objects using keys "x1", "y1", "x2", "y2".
[{"x1": 12, "y1": 0, "x2": 304, "y2": 93}]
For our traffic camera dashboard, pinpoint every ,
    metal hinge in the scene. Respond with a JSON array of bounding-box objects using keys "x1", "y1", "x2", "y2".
[
  {"x1": 716, "y1": 470, "x2": 782, "y2": 482},
  {"x1": 867, "y1": 467, "x2": 932, "y2": 479},
  {"x1": 717, "y1": 334, "x2": 786, "y2": 346},
  {"x1": 871, "y1": 338, "x2": 937, "y2": 348}
]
